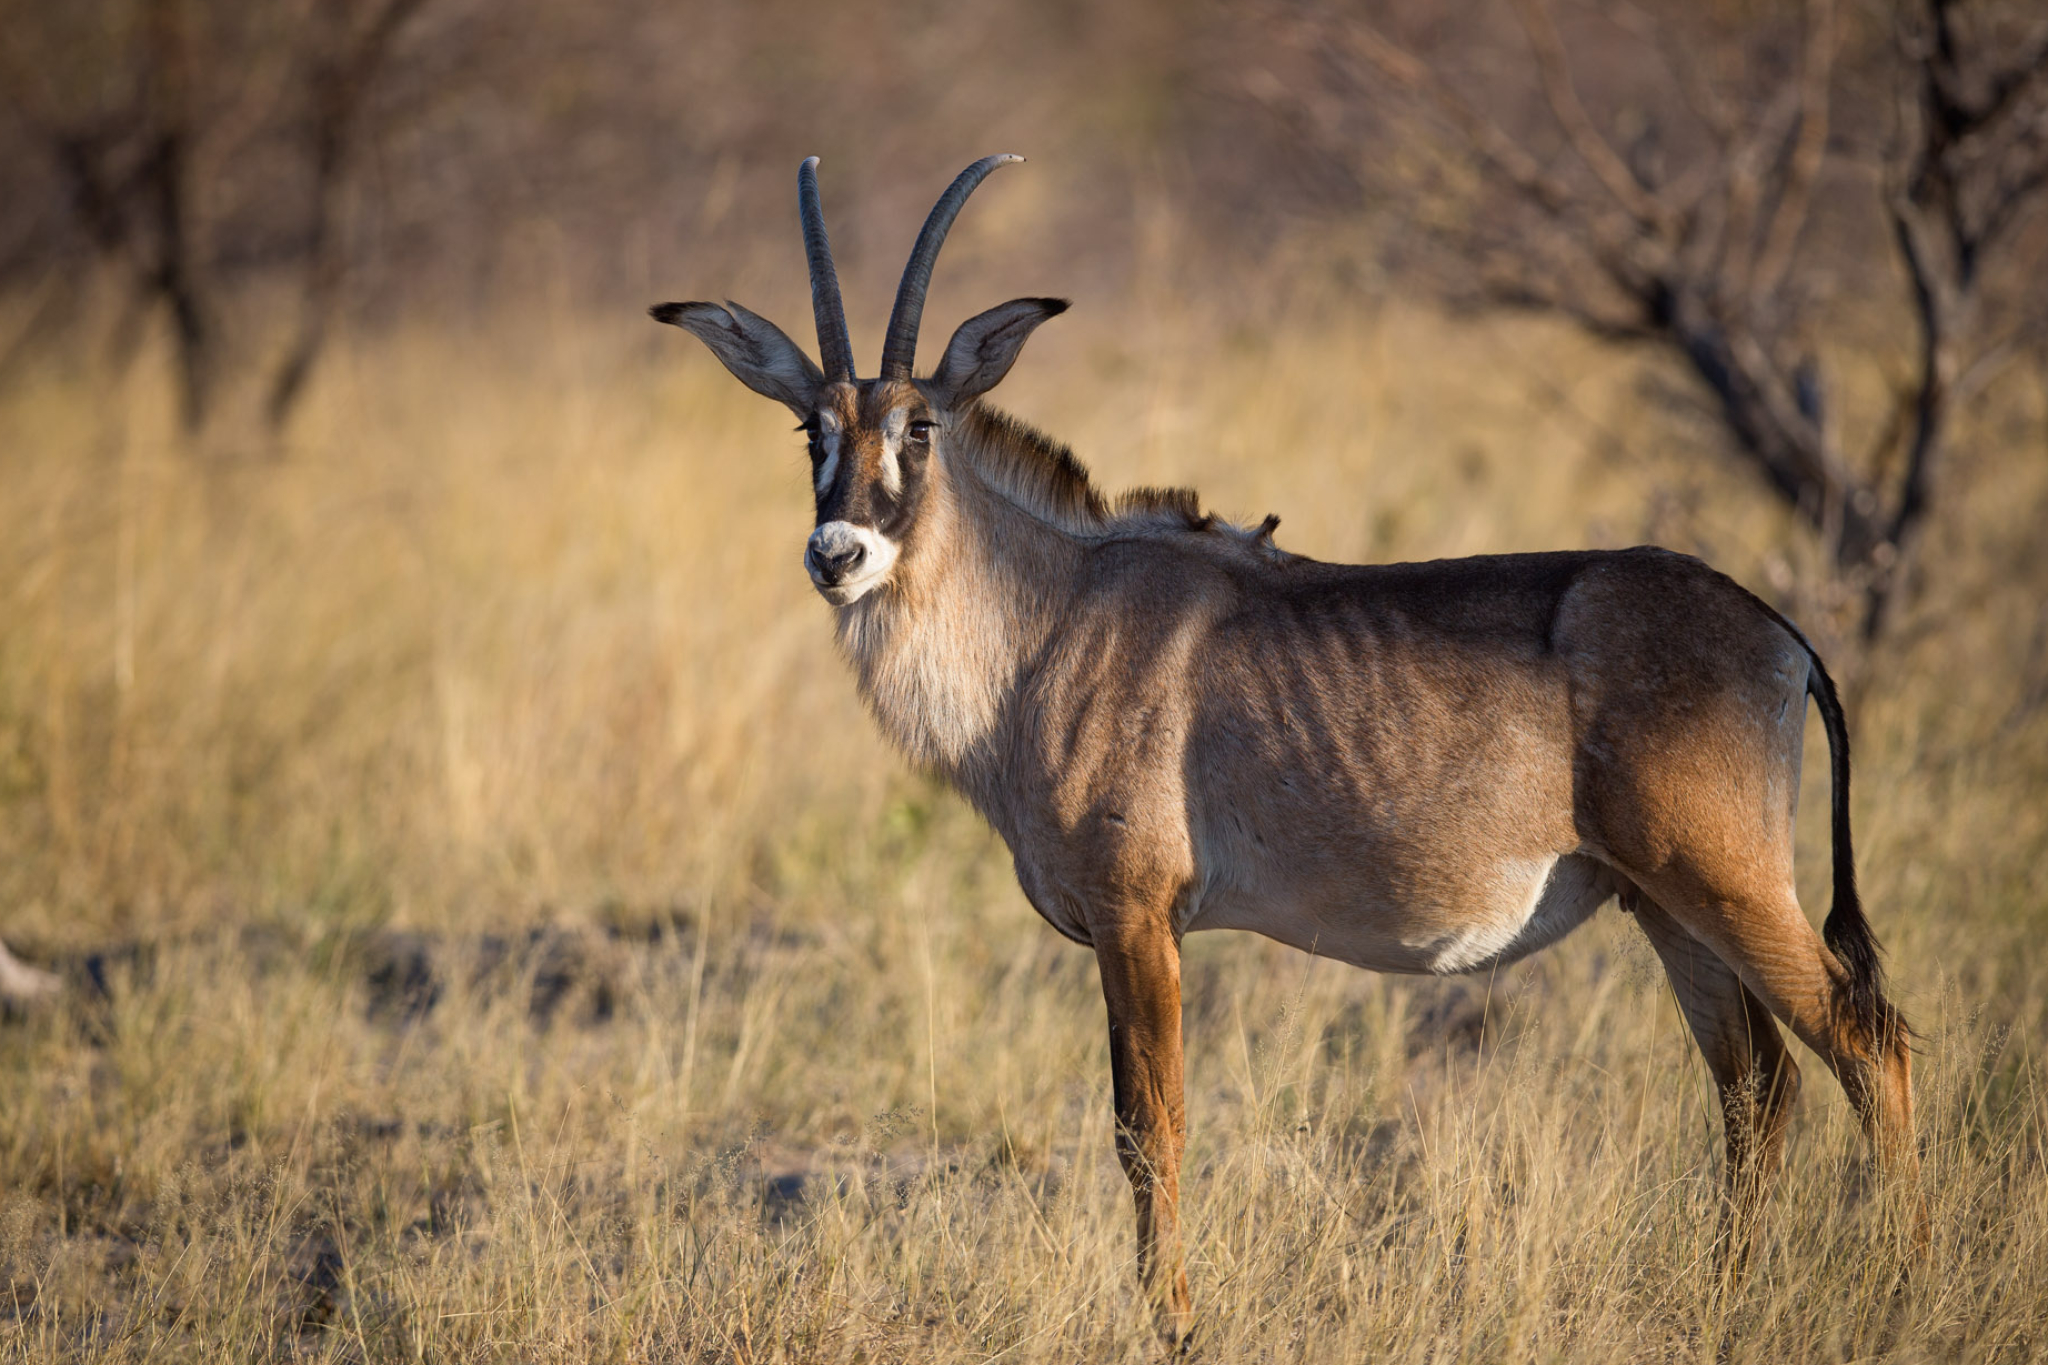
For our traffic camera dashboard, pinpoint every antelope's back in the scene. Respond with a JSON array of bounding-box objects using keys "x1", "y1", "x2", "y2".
[{"x1": 1019, "y1": 539, "x2": 1811, "y2": 962}]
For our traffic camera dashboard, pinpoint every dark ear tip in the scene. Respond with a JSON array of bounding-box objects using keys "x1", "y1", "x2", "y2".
[
  {"x1": 650, "y1": 301, "x2": 717, "y2": 326},
  {"x1": 1038, "y1": 298, "x2": 1072, "y2": 316}
]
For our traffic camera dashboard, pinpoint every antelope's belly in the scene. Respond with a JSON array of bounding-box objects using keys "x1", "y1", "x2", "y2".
[{"x1": 1189, "y1": 852, "x2": 1615, "y2": 975}]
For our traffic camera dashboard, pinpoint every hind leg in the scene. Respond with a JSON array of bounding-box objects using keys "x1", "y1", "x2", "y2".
[
  {"x1": 1629, "y1": 891, "x2": 1801, "y2": 1259},
  {"x1": 1630, "y1": 870, "x2": 1921, "y2": 1231}
]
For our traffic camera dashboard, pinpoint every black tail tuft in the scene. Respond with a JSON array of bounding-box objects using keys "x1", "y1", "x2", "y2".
[{"x1": 1804, "y1": 656, "x2": 1902, "y2": 1050}]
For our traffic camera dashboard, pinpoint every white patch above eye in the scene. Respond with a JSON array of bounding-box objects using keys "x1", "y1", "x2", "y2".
[
  {"x1": 879, "y1": 407, "x2": 907, "y2": 496},
  {"x1": 815, "y1": 411, "x2": 842, "y2": 494}
]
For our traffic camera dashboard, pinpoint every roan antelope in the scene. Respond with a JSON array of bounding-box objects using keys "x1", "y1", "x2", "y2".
[{"x1": 651, "y1": 155, "x2": 1921, "y2": 1341}]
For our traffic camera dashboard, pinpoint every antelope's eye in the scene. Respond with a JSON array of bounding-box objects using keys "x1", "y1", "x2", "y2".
[{"x1": 906, "y1": 420, "x2": 933, "y2": 444}]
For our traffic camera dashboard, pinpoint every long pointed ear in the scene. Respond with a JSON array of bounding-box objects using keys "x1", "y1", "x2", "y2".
[
  {"x1": 650, "y1": 300, "x2": 824, "y2": 417},
  {"x1": 928, "y1": 297, "x2": 1068, "y2": 405}
]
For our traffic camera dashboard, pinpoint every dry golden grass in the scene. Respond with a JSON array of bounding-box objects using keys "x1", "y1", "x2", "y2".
[{"x1": 2, "y1": 298, "x2": 2047, "y2": 1361}]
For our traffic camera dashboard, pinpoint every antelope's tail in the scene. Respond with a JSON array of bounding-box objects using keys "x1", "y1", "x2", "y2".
[{"x1": 1801, "y1": 651, "x2": 1902, "y2": 1049}]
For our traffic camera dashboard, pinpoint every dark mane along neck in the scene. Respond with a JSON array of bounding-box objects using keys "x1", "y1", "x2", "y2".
[
  {"x1": 956, "y1": 404, "x2": 1246, "y2": 538},
  {"x1": 837, "y1": 399, "x2": 1293, "y2": 791}
]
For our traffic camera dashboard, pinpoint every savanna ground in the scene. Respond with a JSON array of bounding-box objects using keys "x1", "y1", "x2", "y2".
[{"x1": 2, "y1": 287, "x2": 2047, "y2": 1362}]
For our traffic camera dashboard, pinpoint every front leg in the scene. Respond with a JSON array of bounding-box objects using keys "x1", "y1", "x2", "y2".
[{"x1": 1095, "y1": 915, "x2": 1191, "y2": 1344}]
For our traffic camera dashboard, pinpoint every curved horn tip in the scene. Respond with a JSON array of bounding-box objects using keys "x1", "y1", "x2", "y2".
[
  {"x1": 876, "y1": 154, "x2": 1033, "y2": 378},
  {"x1": 797, "y1": 153, "x2": 856, "y2": 381}
]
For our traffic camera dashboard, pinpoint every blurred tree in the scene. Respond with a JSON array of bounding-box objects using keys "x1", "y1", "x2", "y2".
[
  {"x1": 1266, "y1": 0, "x2": 2048, "y2": 646},
  {"x1": 265, "y1": 0, "x2": 431, "y2": 428},
  {"x1": 0, "y1": 0, "x2": 432, "y2": 435},
  {"x1": 0, "y1": 0, "x2": 1209, "y2": 424}
]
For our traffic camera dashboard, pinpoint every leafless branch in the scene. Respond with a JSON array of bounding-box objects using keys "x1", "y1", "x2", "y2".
[
  {"x1": 1283, "y1": 0, "x2": 2048, "y2": 646},
  {"x1": 267, "y1": 0, "x2": 433, "y2": 430},
  {"x1": 1325, "y1": 14, "x2": 1667, "y2": 309},
  {"x1": 1506, "y1": 0, "x2": 1666, "y2": 230},
  {"x1": 1595, "y1": 0, "x2": 1738, "y2": 148},
  {"x1": 1751, "y1": 0, "x2": 1835, "y2": 306}
]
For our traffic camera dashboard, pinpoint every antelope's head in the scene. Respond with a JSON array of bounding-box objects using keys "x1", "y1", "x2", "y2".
[{"x1": 653, "y1": 156, "x2": 1065, "y2": 606}]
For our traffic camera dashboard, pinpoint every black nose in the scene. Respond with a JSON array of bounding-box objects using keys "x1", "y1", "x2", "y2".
[{"x1": 808, "y1": 540, "x2": 867, "y2": 585}]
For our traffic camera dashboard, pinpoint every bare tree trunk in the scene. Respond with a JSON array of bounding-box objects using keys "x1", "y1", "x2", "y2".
[
  {"x1": 266, "y1": 0, "x2": 431, "y2": 431},
  {"x1": 0, "y1": 0, "x2": 433, "y2": 440},
  {"x1": 142, "y1": 0, "x2": 217, "y2": 434}
]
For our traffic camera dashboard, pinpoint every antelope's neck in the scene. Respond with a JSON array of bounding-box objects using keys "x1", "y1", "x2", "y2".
[{"x1": 832, "y1": 464, "x2": 1078, "y2": 795}]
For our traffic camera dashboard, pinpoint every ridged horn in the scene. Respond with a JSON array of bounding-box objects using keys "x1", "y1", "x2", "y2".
[
  {"x1": 799, "y1": 156, "x2": 855, "y2": 381},
  {"x1": 878, "y1": 154, "x2": 1023, "y2": 380}
]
